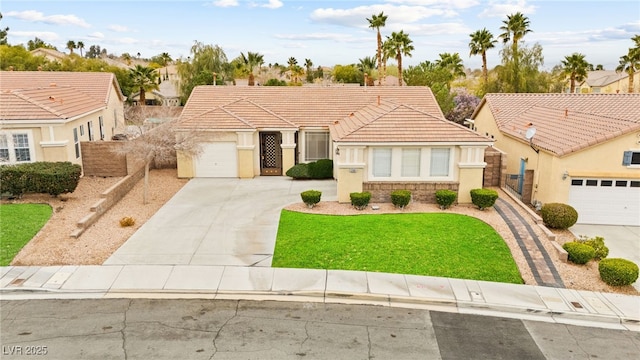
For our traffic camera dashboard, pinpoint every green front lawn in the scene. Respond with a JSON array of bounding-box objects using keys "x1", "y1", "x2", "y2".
[
  {"x1": 0, "y1": 204, "x2": 52, "y2": 266},
  {"x1": 273, "y1": 210, "x2": 523, "y2": 284}
]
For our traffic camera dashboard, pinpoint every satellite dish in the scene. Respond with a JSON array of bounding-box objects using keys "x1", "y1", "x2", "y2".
[{"x1": 525, "y1": 127, "x2": 537, "y2": 140}]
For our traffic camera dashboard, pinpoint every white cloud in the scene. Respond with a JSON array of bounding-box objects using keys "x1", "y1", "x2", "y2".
[
  {"x1": 108, "y1": 24, "x2": 130, "y2": 33},
  {"x1": 311, "y1": 4, "x2": 449, "y2": 29},
  {"x1": 88, "y1": 32, "x2": 105, "y2": 39},
  {"x1": 5, "y1": 10, "x2": 91, "y2": 28},
  {"x1": 478, "y1": 0, "x2": 536, "y2": 18},
  {"x1": 275, "y1": 32, "x2": 355, "y2": 42},
  {"x1": 213, "y1": 0, "x2": 239, "y2": 7},
  {"x1": 249, "y1": 0, "x2": 283, "y2": 9},
  {"x1": 9, "y1": 31, "x2": 59, "y2": 42},
  {"x1": 388, "y1": 0, "x2": 479, "y2": 9}
]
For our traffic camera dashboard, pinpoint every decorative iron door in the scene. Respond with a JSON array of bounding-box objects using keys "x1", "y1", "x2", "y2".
[{"x1": 260, "y1": 132, "x2": 282, "y2": 175}]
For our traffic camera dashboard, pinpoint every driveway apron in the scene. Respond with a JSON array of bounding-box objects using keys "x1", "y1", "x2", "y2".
[{"x1": 104, "y1": 177, "x2": 337, "y2": 266}]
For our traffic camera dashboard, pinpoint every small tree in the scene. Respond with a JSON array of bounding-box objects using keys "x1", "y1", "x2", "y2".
[{"x1": 117, "y1": 106, "x2": 201, "y2": 204}]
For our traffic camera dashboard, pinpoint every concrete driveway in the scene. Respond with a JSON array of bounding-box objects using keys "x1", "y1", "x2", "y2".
[
  {"x1": 104, "y1": 177, "x2": 337, "y2": 267},
  {"x1": 570, "y1": 224, "x2": 640, "y2": 291}
]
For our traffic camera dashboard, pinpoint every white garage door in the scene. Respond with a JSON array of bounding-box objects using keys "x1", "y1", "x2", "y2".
[
  {"x1": 568, "y1": 178, "x2": 640, "y2": 226},
  {"x1": 195, "y1": 142, "x2": 238, "y2": 177}
]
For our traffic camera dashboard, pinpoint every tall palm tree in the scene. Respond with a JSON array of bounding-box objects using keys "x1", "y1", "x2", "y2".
[
  {"x1": 66, "y1": 40, "x2": 76, "y2": 54},
  {"x1": 367, "y1": 11, "x2": 388, "y2": 86},
  {"x1": 358, "y1": 56, "x2": 377, "y2": 85},
  {"x1": 469, "y1": 28, "x2": 497, "y2": 85},
  {"x1": 386, "y1": 31, "x2": 414, "y2": 86},
  {"x1": 77, "y1": 41, "x2": 84, "y2": 57},
  {"x1": 561, "y1": 53, "x2": 589, "y2": 93},
  {"x1": 130, "y1": 65, "x2": 159, "y2": 105},
  {"x1": 304, "y1": 58, "x2": 313, "y2": 82},
  {"x1": 160, "y1": 52, "x2": 172, "y2": 66},
  {"x1": 380, "y1": 39, "x2": 395, "y2": 85},
  {"x1": 287, "y1": 57, "x2": 298, "y2": 82},
  {"x1": 436, "y1": 52, "x2": 466, "y2": 79},
  {"x1": 239, "y1": 51, "x2": 264, "y2": 86},
  {"x1": 499, "y1": 12, "x2": 532, "y2": 92},
  {"x1": 616, "y1": 49, "x2": 640, "y2": 93}
]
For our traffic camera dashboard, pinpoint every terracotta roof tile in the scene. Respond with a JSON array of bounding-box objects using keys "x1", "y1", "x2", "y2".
[
  {"x1": 1, "y1": 87, "x2": 105, "y2": 121},
  {"x1": 477, "y1": 93, "x2": 640, "y2": 156}
]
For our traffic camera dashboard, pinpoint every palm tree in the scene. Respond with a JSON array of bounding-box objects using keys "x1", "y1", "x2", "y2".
[
  {"x1": 436, "y1": 52, "x2": 466, "y2": 79},
  {"x1": 239, "y1": 51, "x2": 264, "y2": 86},
  {"x1": 122, "y1": 53, "x2": 132, "y2": 65},
  {"x1": 469, "y1": 28, "x2": 497, "y2": 85},
  {"x1": 380, "y1": 38, "x2": 395, "y2": 85},
  {"x1": 358, "y1": 56, "x2": 377, "y2": 85},
  {"x1": 499, "y1": 12, "x2": 532, "y2": 92},
  {"x1": 130, "y1": 65, "x2": 159, "y2": 105},
  {"x1": 304, "y1": 58, "x2": 314, "y2": 82},
  {"x1": 386, "y1": 31, "x2": 414, "y2": 86},
  {"x1": 561, "y1": 53, "x2": 589, "y2": 93},
  {"x1": 66, "y1": 40, "x2": 76, "y2": 54},
  {"x1": 616, "y1": 49, "x2": 640, "y2": 93},
  {"x1": 287, "y1": 57, "x2": 298, "y2": 82},
  {"x1": 160, "y1": 52, "x2": 172, "y2": 66},
  {"x1": 77, "y1": 41, "x2": 85, "y2": 57},
  {"x1": 367, "y1": 11, "x2": 388, "y2": 86}
]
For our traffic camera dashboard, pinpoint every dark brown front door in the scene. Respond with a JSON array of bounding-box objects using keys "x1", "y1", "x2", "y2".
[{"x1": 260, "y1": 132, "x2": 282, "y2": 175}]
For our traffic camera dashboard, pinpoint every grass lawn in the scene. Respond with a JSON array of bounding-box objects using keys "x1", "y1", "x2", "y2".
[
  {"x1": 273, "y1": 210, "x2": 523, "y2": 284},
  {"x1": 0, "y1": 203, "x2": 52, "y2": 266}
]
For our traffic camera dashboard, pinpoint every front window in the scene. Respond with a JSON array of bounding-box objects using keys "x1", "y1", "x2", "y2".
[
  {"x1": 622, "y1": 151, "x2": 640, "y2": 166},
  {"x1": 99, "y1": 116, "x2": 105, "y2": 140},
  {"x1": 401, "y1": 148, "x2": 420, "y2": 177},
  {"x1": 73, "y1": 128, "x2": 80, "y2": 159},
  {"x1": 0, "y1": 131, "x2": 33, "y2": 163},
  {"x1": 372, "y1": 148, "x2": 392, "y2": 177},
  {"x1": 0, "y1": 134, "x2": 9, "y2": 162},
  {"x1": 430, "y1": 148, "x2": 450, "y2": 177},
  {"x1": 305, "y1": 132, "x2": 329, "y2": 161},
  {"x1": 13, "y1": 134, "x2": 31, "y2": 162}
]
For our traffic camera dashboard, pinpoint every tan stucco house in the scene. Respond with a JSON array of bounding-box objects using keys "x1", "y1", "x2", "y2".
[
  {"x1": 471, "y1": 93, "x2": 640, "y2": 226},
  {"x1": 568, "y1": 70, "x2": 640, "y2": 94},
  {"x1": 0, "y1": 71, "x2": 126, "y2": 166},
  {"x1": 174, "y1": 86, "x2": 492, "y2": 204}
]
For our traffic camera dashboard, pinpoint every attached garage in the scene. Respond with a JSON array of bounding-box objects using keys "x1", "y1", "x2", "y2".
[
  {"x1": 568, "y1": 178, "x2": 640, "y2": 226},
  {"x1": 195, "y1": 142, "x2": 238, "y2": 177}
]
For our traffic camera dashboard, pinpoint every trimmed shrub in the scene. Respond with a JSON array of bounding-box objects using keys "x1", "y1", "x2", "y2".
[
  {"x1": 540, "y1": 203, "x2": 578, "y2": 229},
  {"x1": 119, "y1": 217, "x2": 136, "y2": 227},
  {"x1": 350, "y1": 191, "x2": 371, "y2": 210},
  {"x1": 301, "y1": 190, "x2": 322, "y2": 208},
  {"x1": 390, "y1": 190, "x2": 411, "y2": 209},
  {"x1": 308, "y1": 159, "x2": 333, "y2": 179},
  {"x1": 0, "y1": 162, "x2": 82, "y2": 197},
  {"x1": 435, "y1": 189, "x2": 457, "y2": 209},
  {"x1": 599, "y1": 258, "x2": 639, "y2": 286},
  {"x1": 470, "y1": 188, "x2": 498, "y2": 210},
  {"x1": 579, "y1": 235, "x2": 609, "y2": 260},
  {"x1": 562, "y1": 241, "x2": 595, "y2": 265},
  {"x1": 285, "y1": 163, "x2": 310, "y2": 179}
]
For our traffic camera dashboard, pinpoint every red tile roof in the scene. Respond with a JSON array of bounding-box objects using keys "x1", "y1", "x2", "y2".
[
  {"x1": 176, "y1": 86, "x2": 445, "y2": 131},
  {"x1": 474, "y1": 93, "x2": 640, "y2": 156},
  {"x1": 331, "y1": 100, "x2": 490, "y2": 143}
]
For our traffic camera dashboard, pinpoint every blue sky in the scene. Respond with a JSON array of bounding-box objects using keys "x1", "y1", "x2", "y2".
[{"x1": 3, "y1": 0, "x2": 639, "y2": 71}]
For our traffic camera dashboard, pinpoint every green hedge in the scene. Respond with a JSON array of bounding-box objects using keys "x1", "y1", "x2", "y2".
[
  {"x1": 286, "y1": 159, "x2": 333, "y2": 180},
  {"x1": 435, "y1": 189, "x2": 457, "y2": 209},
  {"x1": 470, "y1": 188, "x2": 498, "y2": 210},
  {"x1": 0, "y1": 162, "x2": 82, "y2": 197},
  {"x1": 562, "y1": 241, "x2": 595, "y2": 265},
  {"x1": 350, "y1": 192, "x2": 371, "y2": 210},
  {"x1": 599, "y1": 258, "x2": 639, "y2": 286},
  {"x1": 390, "y1": 190, "x2": 411, "y2": 209},
  {"x1": 285, "y1": 163, "x2": 310, "y2": 179},
  {"x1": 300, "y1": 190, "x2": 322, "y2": 208},
  {"x1": 541, "y1": 203, "x2": 578, "y2": 229},
  {"x1": 579, "y1": 236, "x2": 609, "y2": 260}
]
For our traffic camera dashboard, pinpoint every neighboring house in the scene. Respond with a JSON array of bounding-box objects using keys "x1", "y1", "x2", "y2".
[
  {"x1": 0, "y1": 71, "x2": 126, "y2": 166},
  {"x1": 30, "y1": 48, "x2": 67, "y2": 63},
  {"x1": 568, "y1": 70, "x2": 640, "y2": 94},
  {"x1": 471, "y1": 93, "x2": 640, "y2": 226},
  {"x1": 131, "y1": 65, "x2": 181, "y2": 106},
  {"x1": 174, "y1": 87, "x2": 492, "y2": 204}
]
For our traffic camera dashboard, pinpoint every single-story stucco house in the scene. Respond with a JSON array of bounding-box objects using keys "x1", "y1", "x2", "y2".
[
  {"x1": 0, "y1": 71, "x2": 126, "y2": 166},
  {"x1": 174, "y1": 86, "x2": 493, "y2": 204},
  {"x1": 470, "y1": 93, "x2": 640, "y2": 226}
]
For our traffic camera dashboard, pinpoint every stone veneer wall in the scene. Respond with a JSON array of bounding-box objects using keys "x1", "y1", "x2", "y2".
[
  {"x1": 362, "y1": 182, "x2": 459, "y2": 203},
  {"x1": 483, "y1": 147, "x2": 506, "y2": 187},
  {"x1": 81, "y1": 141, "x2": 127, "y2": 177}
]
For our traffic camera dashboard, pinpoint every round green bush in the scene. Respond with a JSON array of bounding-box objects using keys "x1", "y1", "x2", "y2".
[
  {"x1": 350, "y1": 191, "x2": 371, "y2": 210},
  {"x1": 308, "y1": 159, "x2": 334, "y2": 179},
  {"x1": 580, "y1": 236, "x2": 609, "y2": 260},
  {"x1": 285, "y1": 163, "x2": 310, "y2": 179},
  {"x1": 301, "y1": 190, "x2": 321, "y2": 208},
  {"x1": 599, "y1": 258, "x2": 639, "y2": 286},
  {"x1": 540, "y1": 203, "x2": 578, "y2": 229},
  {"x1": 390, "y1": 190, "x2": 411, "y2": 209},
  {"x1": 562, "y1": 241, "x2": 595, "y2": 265},
  {"x1": 469, "y1": 188, "x2": 498, "y2": 210},
  {"x1": 435, "y1": 189, "x2": 457, "y2": 209}
]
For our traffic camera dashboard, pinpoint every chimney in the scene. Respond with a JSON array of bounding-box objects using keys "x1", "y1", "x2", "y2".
[
  {"x1": 50, "y1": 83, "x2": 57, "y2": 87},
  {"x1": 377, "y1": 95, "x2": 380, "y2": 106}
]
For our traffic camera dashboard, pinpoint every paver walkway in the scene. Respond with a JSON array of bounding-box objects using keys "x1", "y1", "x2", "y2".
[{"x1": 494, "y1": 198, "x2": 565, "y2": 288}]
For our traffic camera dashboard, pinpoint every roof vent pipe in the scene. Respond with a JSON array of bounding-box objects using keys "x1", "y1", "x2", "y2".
[{"x1": 377, "y1": 95, "x2": 380, "y2": 106}]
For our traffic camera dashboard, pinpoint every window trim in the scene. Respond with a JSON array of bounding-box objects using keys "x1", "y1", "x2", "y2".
[
  {"x1": 368, "y1": 146, "x2": 454, "y2": 181},
  {"x1": 0, "y1": 130, "x2": 35, "y2": 164},
  {"x1": 303, "y1": 131, "x2": 330, "y2": 162}
]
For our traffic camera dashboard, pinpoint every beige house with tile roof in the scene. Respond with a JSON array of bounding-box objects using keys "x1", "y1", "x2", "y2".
[
  {"x1": 0, "y1": 71, "x2": 125, "y2": 166},
  {"x1": 471, "y1": 93, "x2": 640, "y2": 226},
  {"x1": 569, "y1": 70, "x2": 640, "y2": 94},
  {"x1": 174, "y1": 86, "x2": 492, "y2": 203}
]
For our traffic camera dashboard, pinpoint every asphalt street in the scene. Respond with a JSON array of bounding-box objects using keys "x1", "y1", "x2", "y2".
[{"x1": 1, "y1": 298, "x2": 638, "y2": 360}]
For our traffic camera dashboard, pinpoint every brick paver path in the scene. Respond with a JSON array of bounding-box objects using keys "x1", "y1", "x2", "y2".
[{"x1": 494, "y1": 198, "x2": 565, "y2": 288}]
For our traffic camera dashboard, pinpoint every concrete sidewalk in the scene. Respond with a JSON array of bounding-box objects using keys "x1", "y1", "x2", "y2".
[{"x1": 1, "y1": 265, "x2": 639, "y2": 332}]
